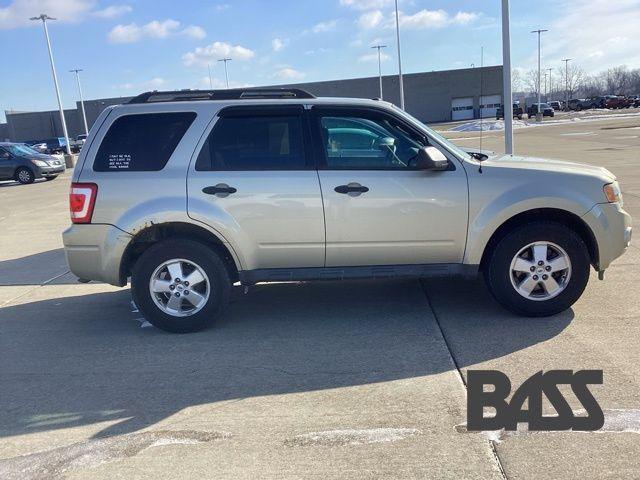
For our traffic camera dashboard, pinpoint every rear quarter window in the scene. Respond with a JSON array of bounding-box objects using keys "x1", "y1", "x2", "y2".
[{"x1": 93, "y1": 112, "x2": 196, "y2": 172}]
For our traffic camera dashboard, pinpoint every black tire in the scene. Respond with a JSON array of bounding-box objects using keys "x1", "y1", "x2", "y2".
[
  {"x1": 15, "y1": 167, "x2": 35, "y2": 184},
  {"x1": 484, "y1": 222, "x2": 590, "y2": 317},
  {"x1": 131, "y1": 239, "x2": 231, "y2": 333},
  {"x1": 45, "y1": 176, "x2": 58, "y2": 181}
]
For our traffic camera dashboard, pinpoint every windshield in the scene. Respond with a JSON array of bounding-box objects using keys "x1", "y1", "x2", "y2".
[
  {"x1": 4, "y1": 144, "x2": 40, "y2": 156},
  {"x1": 390, "y1": 105, "x2": 471, "y2": 160}
]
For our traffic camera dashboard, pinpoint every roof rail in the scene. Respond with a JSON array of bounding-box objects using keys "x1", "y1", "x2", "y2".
[{"x1": 126, "y1": 88, "x2": 316, "y2": 104}]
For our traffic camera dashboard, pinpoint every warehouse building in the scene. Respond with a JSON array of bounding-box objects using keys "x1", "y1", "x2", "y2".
[{"x1": 0, "y1": 66, "x2": 503, "y2": 142}]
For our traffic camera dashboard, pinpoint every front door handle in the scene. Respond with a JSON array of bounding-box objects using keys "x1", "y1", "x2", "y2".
[
  {"x1": 202, "y1": 183, "x2": 237, "y2": 197},
  {"x1": 334, "y1": 183, "x2": 369, "y2": 196}
]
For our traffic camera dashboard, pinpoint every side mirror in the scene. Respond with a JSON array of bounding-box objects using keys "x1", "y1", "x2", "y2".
[{"x1": 415, "y1": 146, "x2": 449, "y2": 171}]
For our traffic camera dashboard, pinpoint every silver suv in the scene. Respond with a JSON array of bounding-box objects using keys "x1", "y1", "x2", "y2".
[{"x1": 62, "y1": 89, "x2": 632, "y2": 333}]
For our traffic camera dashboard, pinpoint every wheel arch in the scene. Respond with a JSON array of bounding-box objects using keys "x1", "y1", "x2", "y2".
[
  {"x1": 119, "y1": 222, "x2": 240, "y2": 285},
  {"x1": 479, "y1": 208, "x2": 599, "y2": 271}
]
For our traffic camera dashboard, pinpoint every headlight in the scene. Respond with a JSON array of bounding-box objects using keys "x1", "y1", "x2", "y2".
[
  {"x1": 30, "y1": 159, "x2": 49, "y2": 167},
  {"x1": 603, "y1": 182, "x2": 623, "y2": 206}
]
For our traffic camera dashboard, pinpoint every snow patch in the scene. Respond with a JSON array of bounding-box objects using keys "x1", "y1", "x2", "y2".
[
  {"x1": 449, "y1": 119, "x2": 530, "y2": 132},
  {"x1": 285, "y1": 428, "x2": 421, "y2": 446}
]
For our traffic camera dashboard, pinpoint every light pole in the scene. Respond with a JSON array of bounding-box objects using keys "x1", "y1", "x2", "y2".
[
  {"x1": 562, "y1": 58, "x2": 571, "y2": 108},
  {"x1": 30, "y1": 14, "x2": 71, "y2": 155},
  {"x1": 218, "y1": 58, "x2": 232, "y2": 89},
  {"x1": 543, "y1": 72, "x2": 548, "y2": 99},
  {"x1": 70, "y1": 69, "x2": 88, "y2": 135},
  {"x1": 531, "y1": 29, "x2": 548, "y2": 121},
  {"x1": 547, "y1": 67, "x2": 553, "y2": 99},
  {"x1": 207, "y1": 63, "x2": 213, "y2": 89},
  {"x1": 394, "y1": 0, "x2": 405, "y2": 109},
  {"x1": 371, "y1": 44, "x2": 387, "y2": 100},
  {"x1": 501, "y1": 0, "x2": 514, "y2": 154}
]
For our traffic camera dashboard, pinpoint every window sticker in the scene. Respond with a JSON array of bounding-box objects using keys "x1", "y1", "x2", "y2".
[{"x1": 107, "y1": 154, "x2": 132, "y2": 170}]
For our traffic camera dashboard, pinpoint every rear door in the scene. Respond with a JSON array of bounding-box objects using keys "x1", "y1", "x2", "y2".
[
  {"x1": 0, "y1": 147, "x2": 14, "y2": 178},
  {"x1": 310, "y1": 106, "x2": 468, "y2": 267},
  {"x1": 187, "y1": 105, "x2": 325, "y2": 271}
]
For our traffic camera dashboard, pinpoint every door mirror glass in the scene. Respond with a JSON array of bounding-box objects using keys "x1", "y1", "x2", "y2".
[{"x1": 415, "y1": 146, "x2": 448, "y2": 171}]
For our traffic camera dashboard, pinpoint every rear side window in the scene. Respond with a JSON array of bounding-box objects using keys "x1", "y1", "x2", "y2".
[
  {"x1": 94, "y1": 112, "x2": 196, "y2": 171},
  {"x1": 195, "y1": 115, "x2": 307, "y2": 171}
]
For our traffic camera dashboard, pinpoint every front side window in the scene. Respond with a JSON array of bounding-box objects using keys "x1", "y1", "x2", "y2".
[
  {"x1": 318, "y1": 114, "x2": 425, "y2": 169},
  {"x1": 94, "y1": 112, "x2": 196, "y2": 172},
  {"x1": 195, "y1": 115, "x2": 306, "y2": 171}
]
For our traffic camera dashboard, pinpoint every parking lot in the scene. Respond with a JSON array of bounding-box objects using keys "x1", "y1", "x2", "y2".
[{"x1": 1, "y1": 113, "x2": 639, "y2": 479}]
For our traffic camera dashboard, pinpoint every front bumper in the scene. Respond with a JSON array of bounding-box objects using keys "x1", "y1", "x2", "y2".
[
  {"x1": 582, "y1": 202, "x2": 632, "y2": 271},
  {"x1": 62, "y1": 223, "x2": 132, "y2": 286},
  {"x1": 35, "y1": 164, "x2": 66, "y2": 178}
]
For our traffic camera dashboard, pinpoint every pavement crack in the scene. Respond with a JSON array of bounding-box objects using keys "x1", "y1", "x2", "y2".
[{"x1": 420, "y1": 279, "x2": 509, "y2": 480}]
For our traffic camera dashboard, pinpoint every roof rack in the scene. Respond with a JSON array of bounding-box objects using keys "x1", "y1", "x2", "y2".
[{"x1": 127, "y1": 88, "x2": 316, "y2": 104}]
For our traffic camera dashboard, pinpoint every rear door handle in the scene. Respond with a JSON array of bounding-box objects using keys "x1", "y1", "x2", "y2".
[
  {"x1": 334, "y1": 183, "x2": 369, "y2": 196},
  {"x1": 202, "y1": 183, "x2": 237, "y2": 197}
]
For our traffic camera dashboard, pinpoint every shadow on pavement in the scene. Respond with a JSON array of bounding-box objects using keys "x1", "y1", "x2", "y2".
[
  {"x1": 0, "y1": 279, "x2": 573, "y2": 440},
  {"x1": 0, "y1": 249, "x2": 73, "y2": 286}
]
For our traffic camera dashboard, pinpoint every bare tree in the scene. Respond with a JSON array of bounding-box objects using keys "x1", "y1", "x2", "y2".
[
  {"x1": 605, "y1": 66, "x2": 632, "y2": 95},
  {"x1": 511, "y1": 68, "x2": 523, "y2": 93},
  {"x1": 556, "y1": 64, "x2": 584, "y2": 99},
  {"x1": 524, "y1": 69, "x2": 539, "y2": 95}
]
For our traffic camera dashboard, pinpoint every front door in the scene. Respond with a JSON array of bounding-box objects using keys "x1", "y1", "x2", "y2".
[
  {"x1": 311, "y1": 106, "x2": 468, "y2": 267},
  {"x1": 187, "y1": 105, "x2": 325, "y2": 271},
  {"x1": 0, "y1": 148, "x2": 14, "y2": 179}
]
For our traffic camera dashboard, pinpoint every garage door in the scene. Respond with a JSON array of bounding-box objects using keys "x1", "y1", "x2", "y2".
[
  {"x1": 480, "y1": 94, "x2": 502, "y2": 118},
  {"x1": 451, "y1": 97, "x2": 474, "y2": 121}
]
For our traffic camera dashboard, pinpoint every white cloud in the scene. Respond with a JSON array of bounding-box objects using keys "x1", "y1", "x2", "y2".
[
  {"x1": 357, "y1": 10, "x2": 383, "y2": 29},
  {"x1": 311, "y1": 19, "x2": 338, "y2": 33},
  {"x1": 108, "y1": 19, "x2": 206, "y2": 43},
  {"x1": 355, "y1": 9, "x2": 480, "y2": 30},
  {"x1": 92, "y1": 4, "x2": 132, "y2": 19},
  {"x1": 182, "y1": 25, "x2": 206, "y2": 39},
  {"x1": 0, "y1": 0, "x2": 95, "y2": 29},
  {"x1": 271, "y1": 37, "x2": 288, "y2": 52},
  {"x1": 340, "y1": 0, "x2": 393, "y2": 10},
  {"x1": 182, "y1": 41, "x2": 255, "y2": 67},
  {"x1": 274, "y1": 67, "x2": 306, "y2": 80},
  {"x1": 537, "y1": 0, "x2": 640, "y2": 72},
  {"x1": 358, "y1": 52, "x2": 390, "y2": 62},
  {"x1": 116, "y1": 77, "x2": 166, "y2": 91}
]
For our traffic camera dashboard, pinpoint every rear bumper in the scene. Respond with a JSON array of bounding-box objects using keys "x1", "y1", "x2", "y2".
[
  {"x1": 582, "y1": 202, "x2": 632, "y2": 270},
  {"x1": 62, "y1": 223, "x2": 132, "y2": 286}
]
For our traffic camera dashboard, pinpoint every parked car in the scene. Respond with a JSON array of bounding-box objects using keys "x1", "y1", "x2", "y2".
[
  {"x1": 0, "y1": 142, "x2": 65, "y2": 184},
  {"x1": 527, "y1": 103, "x2": 555, "y2": 118},
  {"x1": 548, "y1": 101, "x2": 562, "y2": 110},
  {"x1": 62, "y1": 88, "x2": 632, "y2": 332},
  {"x1": 496, "y1": 103, "x2": 523, "y2": 120},
  {"x1": 602, "y1": 95, "x2": 628, "y2": 109},
  {"x1": 630, "y1": 95, "x2": 640, "y2": 107}
]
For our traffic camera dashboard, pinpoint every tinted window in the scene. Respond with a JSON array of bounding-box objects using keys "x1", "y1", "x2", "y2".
[
  {"x1": 319, "y1": 115, "x2": 425, "y2": 169},
  {"x1": 94, "y1": 112, "x2": 196, "y2": 171},
  {"x1": 195, "y1": 115, "x2": 306, "y2": 171}
]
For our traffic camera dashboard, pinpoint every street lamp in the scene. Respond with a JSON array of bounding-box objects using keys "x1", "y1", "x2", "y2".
[
  {"x1": 70, "y1": 69, "x2": 88, "y2": 135},
  {"x1": 547, "y1": 67, "x2": 553, "y2": 99},
  {"x1": 371, "y1": 44, "x2": 387, "y2": 100},
  {"x1": 531, "y1": 28, "x2": 548, "y2": 121},
  {"x1": 501, "y1": 0, "x2": 514, "y2": 154},
  {"x1": 30, "y1": 14, "x2": 71, "y2": 155},
  {"x1": 207, "y1": 63, "x2": 213, "y2": 89},
  {"x1": 394, "y1": 0, "x2": 405, "y2": 109},
  {"x1": 562, "y1": 58, "x2": 572, "y2": 108},
  {"x1": 218, "y1": 58, "x2": 232, "y2": 89}
]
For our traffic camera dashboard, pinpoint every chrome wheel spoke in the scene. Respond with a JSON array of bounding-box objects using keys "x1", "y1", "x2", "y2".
[
  {"x1": 151, "y1": 279, "x2": 173, "y2": 293},
  {"x1": 532, "y1": 244, "x2": 548, "y2": 264},
  {"x1": 184, "y1": 269, "x2": 205, "y2": 286},
  {"x1": 543, "y1": 276, "x2": 561, "y2": 296},
  {"x1": 548, "y1": 256, "x2": 569, "y2": 272},
  {"x1": 184, "y1": 290, "x2": 206, "y2": 308},
  {"x1": 518, "y1": 275, "x2": 539, "y2": 295},
  {"x1": 165, "y1": 294, "x2": 183, "y2": 312},
  {"x1": 166, "y1": 261, "x2": 184, "y2": 281},
  {"x1": 513, "y1": 257, "x2": 534, "y2": 273}
]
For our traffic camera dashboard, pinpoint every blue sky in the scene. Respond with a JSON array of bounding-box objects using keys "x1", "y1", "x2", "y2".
[{"x1": 1, "y1": 0, "x2": 639, "y2": 120}]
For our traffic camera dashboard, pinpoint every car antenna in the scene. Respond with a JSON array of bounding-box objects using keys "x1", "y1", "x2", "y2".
[{"x1": 478, "y1": 46, "x2": 484, "y2": 174}]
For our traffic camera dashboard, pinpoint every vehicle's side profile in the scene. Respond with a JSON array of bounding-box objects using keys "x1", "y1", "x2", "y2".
[
  {"x1": 62, "y1": 89, "x2": 632, "y2": 333},
  {"x1": 0, "y1": 142, "x2": 65, "y2": 184}
]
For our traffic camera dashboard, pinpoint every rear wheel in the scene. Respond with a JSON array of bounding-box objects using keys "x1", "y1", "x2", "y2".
[
  {"x1": 484, "y1": 222, "x2": 590, "y2": 317},
  {"x1": 15, "y1": 167, "x2": 35, "y2": 184},
  {"x1": 131, "y1": 239, "x2": 231, "y2": 333}
]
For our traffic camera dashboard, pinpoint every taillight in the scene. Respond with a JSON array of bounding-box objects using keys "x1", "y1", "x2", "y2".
[{"x1": 70, "y1": 182, "x2": 98, "y2": 224}]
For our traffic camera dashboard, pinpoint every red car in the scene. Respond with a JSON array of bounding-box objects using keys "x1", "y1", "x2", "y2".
[{"x1": 603, "y1": 95, "x2": 631, "y2": 109}]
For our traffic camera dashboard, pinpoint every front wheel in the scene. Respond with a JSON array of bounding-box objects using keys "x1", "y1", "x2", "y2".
[
  {"x1": 15, "y1": 167, "x2": 35, "y2": 184},
  {"x1": 132, "y1": 239, "x2": 231, "y2": 333},
  {"x1": 484, "y1": 222, "x2": 590, "y2": 317}
]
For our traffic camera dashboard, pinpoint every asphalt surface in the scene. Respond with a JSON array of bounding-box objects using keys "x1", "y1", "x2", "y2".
[{"x1": 0, "y1": 113, "x2": 638, "y2": 479}]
